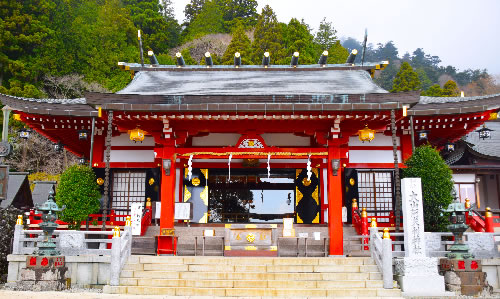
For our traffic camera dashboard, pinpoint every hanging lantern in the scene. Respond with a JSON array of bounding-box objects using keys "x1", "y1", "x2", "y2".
[
  {"x1": 129, "y1": 128, "x2": 146, "y2": 143},
  {"x1": 417, "y1": 130, "x2": 429, "y2": 141},
  {"x1": 357, "y1": 125, "x2": 375, "y2": 143},
  {"x1": 54, "y1": 142, "x2": 64, "y2": 153},
  {"x1": 96, "y1": 178, "x2": 104, "y2": 185},
  {"x1": 148, "y1": 178, "x2": 155, "y2": 185},
  {"x1": 78, "y1": 157, "x2": 86, "y2": 165},
  {"x1": 78, "y1": 129, "x2": 89, "y2": 141},
  {"x1": 18, "y1": 127, "x2": 31, "y2": 140},
  {"x1": 475, "y1": 124, "x2": 493, "y2": 140},
  {"x1": 444, "y1": 142, "x2": 455, "y2": 152}
]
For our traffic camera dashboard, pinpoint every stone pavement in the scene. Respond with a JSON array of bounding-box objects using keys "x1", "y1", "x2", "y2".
[{"x1": 0, "y1": 290, "x2": 406, "y2": 299}]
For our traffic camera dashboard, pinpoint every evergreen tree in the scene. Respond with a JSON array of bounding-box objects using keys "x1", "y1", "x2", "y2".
[
  {"x1": 250, "y1": 5, "x2": 282, "y2": 64},
  {"x1": 416, "y1": 68, "x2": 432, "y2": 91},
  {"x1": 281, "y1": 18, "x2": 316, "y2": 64},
  {"x1": 218, "y1": 0, "x2": 258, "y2": 30},
  {"x1": 221, "y1": 21, "x2": 251, "y2": 65},
  {"x1": 403, "y1": 145, "x2": 454, "y2": 232},
  {"x1": 123, "y1": 0, "x2": 181, "y2": 53},
  {"x1": 0, "y1": 0, "x2": 52, "y2": 91},
  {"x1": 184, "y1": 0, "x2": 206, "y2": 25},
  {"x1": 315, "y1": 17, "x2": 337, "y2": 51},
  {"x1": 184, "y1": 0, "x2": 224, "y2": 41},
  {"x1": 375, "y1": 63, "x2": 399, "y2": 91},
  {"x1": 442, "y1": 80, "x2": 460, "y2": 97},
  {"x1": 391, "y1": 62, "x2": 421, "y2": 92},
  {"x1": 326, "y1": 41, "x2": 349, "y2": 64},
  {"x1": 422, "y1": 84, "x2": 443, "y2": 97}
]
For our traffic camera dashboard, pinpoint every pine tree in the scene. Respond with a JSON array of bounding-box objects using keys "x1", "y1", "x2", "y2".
[
  {"x1": 391, "y1": 62, "x2": 421, "y2": 92},
  {"x1": 218, "y1": 0, "x2": 258, "y2": 30},
  {"x1": 221, "y1": 21, "x2": 251, "y2": 65},
  {"x1": 184, "y1": 0, "x2": 206, "y2": 25},
  {"x1": 326, "y1": 40, "x2": 349, "y2": 64},
  {"x1": 250, "y1": 5, "x2": 282, "y2": 64},
  {"x1": 315, "y1": 17, "x2": 337, "y2": 51},
  {"x1": 442, "y1": 80, "x2": 460, "y2": 97}
]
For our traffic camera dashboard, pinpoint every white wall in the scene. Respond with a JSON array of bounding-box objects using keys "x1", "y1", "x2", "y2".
[
  {"x1": 111, "y1": 133, "x2": 155, "y2": 146},
  {"x1": 452, "y1": 173, "x2": 476, "y2": 183},
  {"x1": 109, "y1": 150, "x2": 155, "y2": 162},
  {"x1": 349, "y1": 150, "x2": 401, "y2": 163},
  {"x1": 348, "y1": 133, "x2": 400, "y2": 147}
]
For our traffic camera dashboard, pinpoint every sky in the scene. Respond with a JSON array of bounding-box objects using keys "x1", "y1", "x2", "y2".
[{"x1": 171, "y1": 0, "x2": 500, "y2": 75}]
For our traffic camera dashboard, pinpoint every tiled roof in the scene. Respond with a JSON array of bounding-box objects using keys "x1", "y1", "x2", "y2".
[
  {"x1": 117, "y1": 69, "x2": 389, "y2": 95},
  {"x1": 465, "y1": 121, "x2": 500, "y2": 158}
]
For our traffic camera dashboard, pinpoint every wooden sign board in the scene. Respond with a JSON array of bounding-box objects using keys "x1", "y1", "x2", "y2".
[{"x1": 174, "y1": 202, "x2": 193, "y2": 220}]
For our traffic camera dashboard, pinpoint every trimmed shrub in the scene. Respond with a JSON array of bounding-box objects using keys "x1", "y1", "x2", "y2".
[{"x1": 55, "y1": 165, "x2": 101, "y2": 230}]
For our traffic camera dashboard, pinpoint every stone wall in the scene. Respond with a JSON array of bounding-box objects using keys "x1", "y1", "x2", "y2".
[{"x1": 7, "y1": 254, "x2": 114, "y2": 288}]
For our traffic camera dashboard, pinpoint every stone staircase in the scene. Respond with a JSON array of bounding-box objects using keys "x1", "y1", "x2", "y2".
[{"x1": 103, "y1": 256, "x2": 402, "y2": 297}]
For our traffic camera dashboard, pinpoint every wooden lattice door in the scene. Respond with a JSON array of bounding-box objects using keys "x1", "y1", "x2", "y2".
[{"x1": 111, "y1": 171, "x2": 146, "y2": 221}]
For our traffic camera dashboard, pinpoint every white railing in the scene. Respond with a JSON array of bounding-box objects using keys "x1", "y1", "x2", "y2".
[
  {"x1": 369, "y1": 227, "x2": 393, "y2": 289},
  {"x1": 11, "y1": 224, "x2": 132, "y2": 286}
]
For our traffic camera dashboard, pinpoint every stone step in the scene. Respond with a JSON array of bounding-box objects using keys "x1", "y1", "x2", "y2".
[
  {"x1": 128, "y1": 255, "x2": 374, "y2": 265},
  {"x1": 122, "y1": 270, "x2": 382, "y2": 281},
  {"x1": 104, "y1": 285, "x2": 401, "y2": 297},
  {"x1": 118, "y1": 277, "x2": 383, "y2": 289}
]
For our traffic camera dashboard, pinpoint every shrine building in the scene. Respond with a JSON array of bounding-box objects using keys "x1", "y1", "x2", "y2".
[{"x1": 1, "y1": 54, "x2": 499, "y2": 255}]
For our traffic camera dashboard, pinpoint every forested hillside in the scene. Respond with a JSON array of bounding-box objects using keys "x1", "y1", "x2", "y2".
[{"x1": 1, "y1": 0, "x2": 498, "y2": 99}]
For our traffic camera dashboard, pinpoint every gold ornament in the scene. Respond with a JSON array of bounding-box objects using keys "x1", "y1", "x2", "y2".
[
  {"x1": 352, "y1": 199, "x2": 357, "y2": 208},
  {"x1": 146, "y1": 197, "x2": 152, "y2": 207},
  {"x1": 370, "y1": 217, "x2": 377, "y2": 228},
  {"x1": 148, "y1": 178, "x2": 155, "y2": 185},
  {"x1": 192, "y1": 177, "x2": 201, "y2": 186},
  {"x1": 383, "y1": 228, "x2": 391, "y2": 239},
  {"x1": 302, "y1": 177, "x2": 312, "y2": 186},
  {"x1": 349, "y1": 178, "x2": 355, "y2": 186},
  {"x1": 112, "y1": 226, "x2": 121, "y2": 238},
  {"x1": 125, "y1": 216, "x2": 131, "y2": 226},
  {"x1": 357, "y1": 125, "x2": 376, "y2": 143},
  {"x1": 97, "y1": 178, "x2": 104, "y2": 185},
  {"x1": 16, "y1": 215, "x2": 23, "y2": 225},
  {"x1": 246, "y1": 233, "x2": 256, "y2": 243},
  {"x1": 128, "y1": 128, "x2": 146, "y2": 143}
]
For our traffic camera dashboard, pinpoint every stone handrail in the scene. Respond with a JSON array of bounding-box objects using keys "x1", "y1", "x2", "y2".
[
  {"x1": 110, "y1": 226, "x2": 132, "y2": 286},
  {"x1": 369, "y1": 227, "x2": 393, "y2": 289}
]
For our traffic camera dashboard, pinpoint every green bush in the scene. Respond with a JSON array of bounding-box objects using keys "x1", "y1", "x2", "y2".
[
  {"x1": 403, "y1": 144, "x2": 454, "y2": 231},
  {"x1": 55, "y1": 165, "x2": 101, "y2": 230}
]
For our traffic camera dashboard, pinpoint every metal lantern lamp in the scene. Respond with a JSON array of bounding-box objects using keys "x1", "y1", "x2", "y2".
[
  {"x1": 444, "y1": 142, "x2": 455, "y2": 152},
  {"x1": 129, "y1": 128, "x2": 146, "y2": 143},
  {"x1": 78, "y1": 157, "x2": 86, "y2": 165},
  {"x1": 441, "y1": 199, "x2": 473, "y2": 259},
  {"x1": 475, "y1": 124, "x2": 493, "y2": 140},
  {"x1": 417, "y1": 130, "x2": 429, "y2": 141},
  {"x1": 54, "y1": 142, "x2": 64, "y2": 153},
  {"x1": 18, "y1": 127, "x2": 31, "y2": 140},
  {"x1": 357, "y1": 125, "x2": 375, "y2": 143},
  {"x1": 78, "y1": 129, "x2": 89, "y2": 141}
]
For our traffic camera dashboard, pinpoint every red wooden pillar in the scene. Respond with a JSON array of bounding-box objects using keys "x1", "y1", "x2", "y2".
[
  {"x1": 327, "y1": 146, "x2": 343, "y2": 255},
  {"x1": 160, "y1": 146, "x2": 176, "y2": 230},
  {"x1": 485, "y1": 207, "x2": 494, "y2": 233},
  {"x1": 400, "y1": 134, "x2": 413, "y2": 162}
]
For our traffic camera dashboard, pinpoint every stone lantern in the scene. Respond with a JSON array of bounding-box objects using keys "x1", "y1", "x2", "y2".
[
  {"x1": 34, "y1": 190, "x2": 65, "y2": 256},
  {"x1": 441, "y1": 199, "x2": 473, "y2": 260}
]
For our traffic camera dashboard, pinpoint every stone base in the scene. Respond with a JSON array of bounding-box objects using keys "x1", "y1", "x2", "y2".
[
  {"x1": 395, "y1": 257, "x2": 453, "y2": 296},
  {"x1": 443, "y1": 270, "x2": 491, "y2": 296},
  {"x1": 13, "y1": 266, "x2": 68, "y2": 291},
  {"x1": 398, "y1": 275, "x2": 454, "y2": 297}
]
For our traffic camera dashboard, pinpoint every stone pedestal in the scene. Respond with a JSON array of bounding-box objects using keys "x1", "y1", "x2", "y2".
[
  {"x1": 15, "y1": 256, "x2": 68, "y2": 291},
  {"x1": 395, "y1": 257, "x2": 451, "y2": 296},
  {"x1": 440, "y1": 258, "x2": 491, "y2": 296}
]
